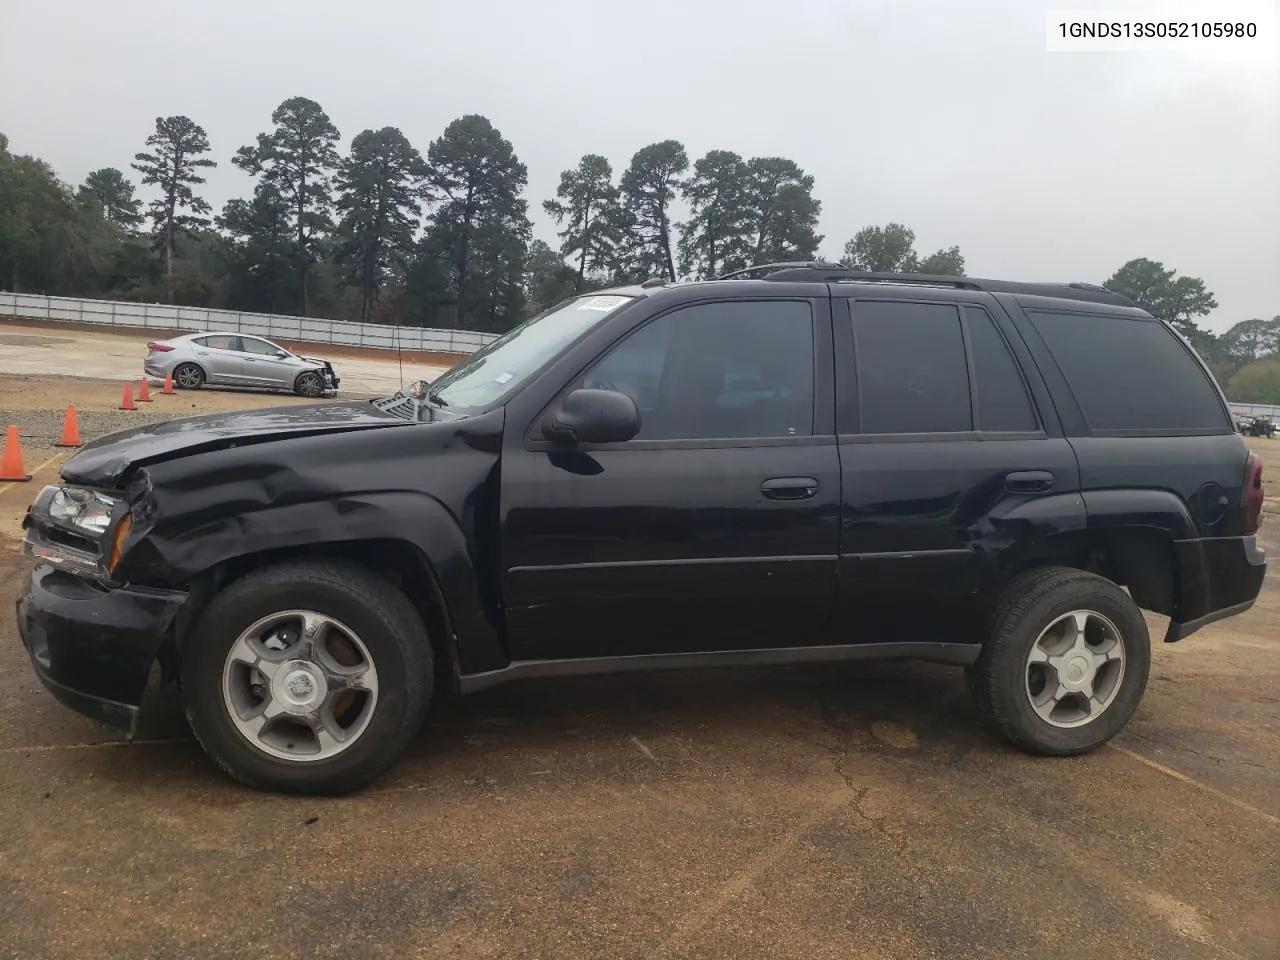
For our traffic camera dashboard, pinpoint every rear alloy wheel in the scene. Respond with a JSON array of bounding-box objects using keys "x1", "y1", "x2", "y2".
[
  {"x1": 1024, "y1": 609, "x2": 1126, "y2": 729},
  {"x1": 174, "y1": 363, "x2": 205, "y2": 389},
  {"x1": 181, "y1": 560, "x2": 433, "y2": 795},
  {"x1": 968, "y1": 566, "x2": 1150, "y2": 756},
  {"x1": 294, "y1": 371, "x2": 325, "y2": 397}
]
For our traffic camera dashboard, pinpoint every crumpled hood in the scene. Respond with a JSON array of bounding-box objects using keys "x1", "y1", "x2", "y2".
[{"x1": 60, "y1": 400, "x2": 409, "y2": 488}]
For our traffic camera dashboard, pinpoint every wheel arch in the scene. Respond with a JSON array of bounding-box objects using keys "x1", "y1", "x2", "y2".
[
  {"x1": 167, "y1": 538, "x2": 461, "y2": 685},
  {"x1": 133, "y1": 493, "x2": 507, "y2": 689},
  {"x1": 993, "y1": 524, "x2": 1177, "y2": 620}
]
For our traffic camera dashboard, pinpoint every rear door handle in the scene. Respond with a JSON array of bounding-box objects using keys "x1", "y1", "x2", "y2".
[
  {"x1": 1005, "y1": 470, "x2": 1054, "y2": 493},
  {"x1": 761, "y1": 477, "x2": 819, "y2": 501}
]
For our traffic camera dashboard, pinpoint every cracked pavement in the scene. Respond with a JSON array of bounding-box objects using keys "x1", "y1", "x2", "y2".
[{"x1": 0, "y1": 384, "x2": 1277, "y2": 959}]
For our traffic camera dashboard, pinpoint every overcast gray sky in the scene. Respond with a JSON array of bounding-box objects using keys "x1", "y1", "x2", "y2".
[{"x1": 2, "y1": 0, "x2": 1276, "y2": 330}]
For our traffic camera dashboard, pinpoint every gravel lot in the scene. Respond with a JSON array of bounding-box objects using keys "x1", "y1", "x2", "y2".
[
  {"x1": 1, "y1": 376, "x2": 1278, "y2": 959},
  {"x1": 0, "y1": 407, "x2": 174, "y2": 446}
]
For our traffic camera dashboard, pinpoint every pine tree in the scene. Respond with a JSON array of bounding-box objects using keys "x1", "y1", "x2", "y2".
[
  {"x1": 543, "y1": 154, "x2": 619, "y2": 290},
  {"x1": 615, "y1": 140, "x2": 687, "y2": 282},
  {"x1": 78, "y1": 168, "x2": 144, "y2": 229},
  {"x1": 234, "y1": 97, "x2": 341, "y2": 315},
  {"x1": 131, "y1": 115, "x2": 216, "y2": 300},
  {"x1": 419, "y1": 114, "x2": 531, "y2": 330},
  {"x1": 217, "y1": 185, "x2": 294, "y2": 313},
  {"x1": 743, "y1": 157, "x2": 822, "y2": 263},
  {"x1": 334, "y1": 127, "x2": 427, "y2": 322},
  {"x1": 678, "y1": 150, "x2": 752, "y2": 279}
]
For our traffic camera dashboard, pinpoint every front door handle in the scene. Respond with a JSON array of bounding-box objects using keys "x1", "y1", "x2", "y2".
[
  {"x1": 1005, "y1": 470, "x2": 1054, "y2": 493},
  {"x1": 761, "y1": 477, "x2": 819, "y2": 501}
]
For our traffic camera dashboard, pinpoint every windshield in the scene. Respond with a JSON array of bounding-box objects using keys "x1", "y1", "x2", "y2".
[{"x1": 426, "y1": 294, "x2": 636, "y2": 410}]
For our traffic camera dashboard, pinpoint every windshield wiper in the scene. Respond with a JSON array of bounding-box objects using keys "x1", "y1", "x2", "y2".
[{"x1": 427, "y1": 390, "x2": 448, "y2": 407}]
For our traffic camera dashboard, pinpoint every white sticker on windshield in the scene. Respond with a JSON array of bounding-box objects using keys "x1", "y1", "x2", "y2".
[
  {"x1": 494, "y1": 371, "x2": 514, "y2": 384},
  {"x1": 578, "y1": 295, "x2": 630, "y2": 312}
]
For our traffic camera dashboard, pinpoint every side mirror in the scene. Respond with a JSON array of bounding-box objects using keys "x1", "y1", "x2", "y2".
[
  {"x1": 273, "y1": 350, "x2": 289, "y2": 359},
  {"x1": 542, "y1": 388, "x2": 640, "y2": 444}
]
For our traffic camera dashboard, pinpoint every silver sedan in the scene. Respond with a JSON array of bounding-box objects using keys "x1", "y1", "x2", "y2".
[{"x1": 143, "y1": 332, "x2": 341, "y2": 397}]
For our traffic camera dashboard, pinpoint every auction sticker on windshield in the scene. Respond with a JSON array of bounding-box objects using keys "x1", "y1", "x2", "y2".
[{"x1": 578, "y1": 296, "x2": 631, "y2": 311}]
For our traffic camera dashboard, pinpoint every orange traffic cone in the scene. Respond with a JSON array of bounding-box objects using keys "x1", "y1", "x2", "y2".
[
  {"x1": 138, "y1": 377, "x2": 153, "y2": 402},
  {"x1": 120, "y1": 382, "x2": 136, "y2": 411},
  {"x1": 162, "y1": 370, "x2": 175, "y2": 395},
  {"x1": 55, "y1": 404, "x2": 82, "y2": 448},
  {"x1": 0, "y1": 426, "x2": 31, "y2": 481}
]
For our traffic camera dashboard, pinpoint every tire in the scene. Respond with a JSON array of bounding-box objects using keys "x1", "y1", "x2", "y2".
[
  {"x1": 173, "y1": 363, "x2": 205, "y2": 390},
  {"x1": 967, "y1": 566, "x2": 1150, "y2": 756},
  {"x1": 180, "y1": 559, "x2": 433, "y2": 795},
  {"x1": 294, "y1": 370, "x2": 325, "y2": 397}
]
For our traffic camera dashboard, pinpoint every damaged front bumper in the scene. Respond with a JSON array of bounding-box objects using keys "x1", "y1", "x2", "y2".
[
  {"x1": 16, "y1": 563, "x2": 187, "y2": 735},
  {"x1": 302, "y1": 357, "x2": 341, "y2": 392}
]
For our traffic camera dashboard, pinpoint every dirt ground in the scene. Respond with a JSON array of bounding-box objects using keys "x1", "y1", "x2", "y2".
[
  {"x1": 0, "y1": 382, "x2": 1277, "y2": 959},
  {"x1": 0, "y1": 321, "x2": 453, "y2": 397}
]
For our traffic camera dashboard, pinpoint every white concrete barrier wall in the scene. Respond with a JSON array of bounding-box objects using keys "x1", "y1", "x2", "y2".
[
  {"x1": 3, "y1": 291, "x2": 1276, "y2": 415},
  {"x1": 1230, "y1": 403, "x2": 1280, "y2": 418},
  {"x1": 0, "y1": 291, "x2": 499, "y2": 355}
]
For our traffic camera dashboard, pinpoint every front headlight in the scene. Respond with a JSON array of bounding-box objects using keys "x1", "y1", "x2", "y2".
[
  {"x1": 21, "y1": 485, "x2": 132, "y2": 580},
  {"x1": 47, "y1": 486, "x2": 120, "y2": 535}
]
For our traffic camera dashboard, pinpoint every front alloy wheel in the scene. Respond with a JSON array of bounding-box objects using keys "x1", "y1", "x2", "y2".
[
  {"x1": 182, "y1": 560, "x2": 433, "y2": 795},
  {"x1": 295, "y1": 371, "x2": 324, "y2": 397},
  {"x1": 221, "y1": 610, "x2": 379, "y2": 762}
]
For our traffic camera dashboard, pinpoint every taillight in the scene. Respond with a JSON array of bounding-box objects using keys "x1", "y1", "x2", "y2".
[
  {"x1": 1242, "y1": 452, "x2": 1264, "y2": 534},
  {"x1": 146, "y1": 341, "x2": 174, "y2": 352}
]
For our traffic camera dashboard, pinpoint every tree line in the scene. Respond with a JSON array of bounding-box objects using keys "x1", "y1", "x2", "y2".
[
  {"x1": 1, "y1": 103, "x2": 846, "y2": 332},
  {"x1": 1, "y1": 103, "x2": 1276, "y2": 401},
  {"x1": 1103, "y1": 257, "x2": 1280, "y2": 404}
]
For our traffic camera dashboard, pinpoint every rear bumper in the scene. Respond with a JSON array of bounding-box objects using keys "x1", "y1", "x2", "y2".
[
  {"x1": 1165, "y1": 534, "x2": 1266, "y2": 643},
  {"x1": 15, "y1": 564, "x2": 187, "y2": 734},
  {"x1": 143, "y1": 356, "x2": 175, "y2": 377}
]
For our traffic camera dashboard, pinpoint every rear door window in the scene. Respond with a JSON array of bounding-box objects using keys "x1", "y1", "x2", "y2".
[
  {"x1": 1026, "y1": 311, "x2": 1229, "y2": 433},
  {"x1": 196, "y1": 335, "x2": 240, "y2": 351},
  {"x1": 851, "y1": 301, "x2": 972, "y2": 434},
  {"x1": 964, "y1": 307, "x2": 1038, "y2": 432}
]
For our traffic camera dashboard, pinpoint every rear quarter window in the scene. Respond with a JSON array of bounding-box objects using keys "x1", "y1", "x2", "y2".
[{"x1": 1026, "y1": 310, "x2": 1229, "y2": 434}]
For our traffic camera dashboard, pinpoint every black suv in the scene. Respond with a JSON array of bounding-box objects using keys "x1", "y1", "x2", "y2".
[{"x1": 16, "y1": 263, "x2": 1268, "y2": 795}]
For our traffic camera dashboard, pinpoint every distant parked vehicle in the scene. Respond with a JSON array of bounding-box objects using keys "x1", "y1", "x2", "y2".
[
  {"x1": 144, "y1": 333, "x2": 340, "y2": 397},
  {"x1": 1244, "y1": 416, "x2": 1276, "y2": 439}
]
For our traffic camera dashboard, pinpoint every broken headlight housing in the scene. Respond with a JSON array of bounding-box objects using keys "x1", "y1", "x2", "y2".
[
  {"x1": 21, "y1": 485, "x2": 131, "y2": 579},
  {"x1": 47, "y1": 487, "x2": 119, "y2": 535}
]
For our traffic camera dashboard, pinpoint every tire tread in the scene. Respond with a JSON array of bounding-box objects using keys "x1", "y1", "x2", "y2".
[
  {"x1": 181, "y1": 558, "x2": 432, "y2": 795},
  {"x1": 969, "y1": 565, "x2": 1150, "y2": 756}
]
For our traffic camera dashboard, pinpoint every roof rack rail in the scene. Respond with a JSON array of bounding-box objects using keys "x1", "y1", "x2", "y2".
[
  {"x1": 713, "y1": 263, "x2": 1136, "y2": 308},
  {"x1": 713, "y1": 261, "x2": 845, "y2": 281}
]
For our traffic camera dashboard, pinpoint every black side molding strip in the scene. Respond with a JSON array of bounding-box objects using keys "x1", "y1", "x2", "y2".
[
  {"x1": 1163, "y1": 598, "x2": 1257, "y2": 644},
  {"x1": 458, "y1": 642, "x2": 982, "y2": 694}
]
